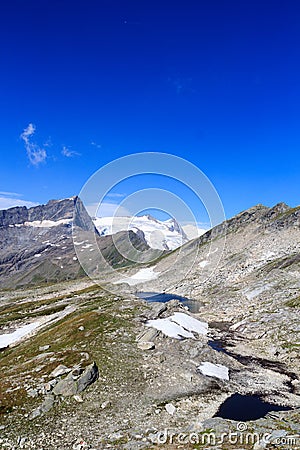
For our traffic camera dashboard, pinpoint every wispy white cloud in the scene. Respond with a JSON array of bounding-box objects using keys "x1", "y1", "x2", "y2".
[
  {"x1": 0, "y1": 191, "x2": 22, "y2": 197},
  {"x1": 61, "y1": 146, "x2": 80, "y2": 158},
  {"x1": 91, "y1": 141, "x2": 101, "y2": 149},
  {"x1": 20, "y1": 123, "x2": 47, "y2": 166},
  {"x1": 0, "y1": 196, "x2": 39, "y2": 210}
]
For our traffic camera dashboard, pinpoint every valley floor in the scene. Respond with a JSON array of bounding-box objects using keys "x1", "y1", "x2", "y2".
[{"x1": 0, "y1": 279, "x2": 299, "y2": 449}]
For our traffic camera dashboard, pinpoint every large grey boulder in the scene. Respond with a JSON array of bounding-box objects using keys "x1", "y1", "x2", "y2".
[
  {"x1": 52, "y1": 373, "x2": 78, "y2": 396},
  {"x1": 77, "y1": 362, "x2": 99, "y2": 393},
  {"x1": 52, "y1": 361, "x2": 99, "y2": 397}
]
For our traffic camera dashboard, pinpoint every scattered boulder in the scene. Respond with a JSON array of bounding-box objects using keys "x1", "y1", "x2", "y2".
[
  {"x1": 49, "y1": 364, "x2": 71, "y2": 378},
  {"x1": 50, "y1": 362, "x2": 98, "y2": 396},
  {"x1": 148, "y1": 302, "x2": 167, "y2": 319},
  {"x1": 77, "y1": 361, "x2": 99, "y2": 393},
  {"x1": 101, "y1": 400, "x2": 111, "y2": 409},
  {"x1": 26, "y1": 388, "x2": 38, "y2": 398},
  {"x1": 52, "y1": 373, "x2": 78, "y2": 396},
  {"x1": 39, "y1": 345, "x2": 50, "y2": 351},
  {"x1": 137, "y1": 328, "x2": 159, "y2": 343},
  {"x1": 137, "y1": 341, "x2": 155, "y2": 350},
  {"x1": 165, "y1": 403, "x2": 176, "y2": 416}
]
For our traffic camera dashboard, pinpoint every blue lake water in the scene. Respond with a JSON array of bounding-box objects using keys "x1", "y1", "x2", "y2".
[
  {"x1": 215, "y1": 393, "x2": 291, "y2": 421},
  {"x1": 136, "y1": 291, "x2": 202, "y2": 313}
]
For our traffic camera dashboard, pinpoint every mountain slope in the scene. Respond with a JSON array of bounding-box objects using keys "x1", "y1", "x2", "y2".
[
  {"x1": 0, "y1": 202, "x2": 299, "y2": 449},
  {"x1": 127, "y1": 202, "x2": 300, "y2": 363}
]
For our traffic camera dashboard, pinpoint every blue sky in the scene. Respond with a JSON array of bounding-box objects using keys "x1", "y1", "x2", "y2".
[{"x1": 0, "y1": 0, "x2": 299, "y2": 222}]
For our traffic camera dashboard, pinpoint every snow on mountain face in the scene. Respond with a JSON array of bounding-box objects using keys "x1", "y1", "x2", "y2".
[{"x1": 93, "y1": 215, "x2": 189, "y2": 250}]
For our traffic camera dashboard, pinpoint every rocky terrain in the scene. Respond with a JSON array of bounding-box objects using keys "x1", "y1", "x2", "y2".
[{"x1": 0, "y1": 200, "x2": 299, "y2": 449}]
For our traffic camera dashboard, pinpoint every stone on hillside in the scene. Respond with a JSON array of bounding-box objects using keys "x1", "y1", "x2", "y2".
[
  {"x1": 39, "y1": 345, "x2": 50, "y2": 351},
  {"x1": 49, "y1": 364, "x2": 71, "y2": 378},
  {"x1": 77, "y1": 361, "x2": 99, "y2": 393},
  {"x1": 137, "y1": 328, "x2": 159, "y2": 343},
  {"x1": 137, "y1": 341, "x2": 155, "y2": 350},
  {"x1": 52, "y1": 373, "x2": 78, "y2": 396},
  {"x1": 165, "y1": 403, "x2": 176, "y2": 415},
  {"x1": 148, "y1": 302, "x2": 167, "y2": 319}
]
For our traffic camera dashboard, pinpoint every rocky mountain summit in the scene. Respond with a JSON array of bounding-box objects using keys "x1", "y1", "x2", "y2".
[
  {"x1": 0, "y1": 197, "x2": 155, "y2": 288},
  {"x1": 0, "y1": 200, "x2": 299, "y2": 449}
]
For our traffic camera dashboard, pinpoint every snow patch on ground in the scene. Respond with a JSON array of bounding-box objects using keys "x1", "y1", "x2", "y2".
[
  {"x1": 0, "y1": 305, "x2": 76, "y2": 349},
  {"x1": 146, "y1": 318, "x2": 194, "y2": 339},
  {"x1": 146, "y1": 312, "x2": 208, "y2": 340},
  {"x1": 0, "y1": 323, "x2": 40, "y2": 349},
  {"x1": 243, "y1": 283, "x2": 272, "y2": 300},
  {"x1": 198, "y1": 361, "x2": 229, "y2": 380},
  {"x1": 114, "y1": 267, "x2": 158, "y2": 286}
]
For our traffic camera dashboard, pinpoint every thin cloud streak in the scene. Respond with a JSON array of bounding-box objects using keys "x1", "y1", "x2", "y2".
[
  {"x1": 0, "y1": 191, "x2": 22, "y2": 197},
  {"x1": 20, "y1": 123, "x2": 47, "y2": 166},
  {"x1": 0, "y1": 196, "x2": 39, "y2": 210},
  {"x1": 61, "y1": 146, "x2": 80, "y2": 157}
]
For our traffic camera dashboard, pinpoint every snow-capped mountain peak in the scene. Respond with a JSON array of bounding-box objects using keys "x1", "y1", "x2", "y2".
[{"x1": 93, "y1": 215, "x2": 189, "y2": 251}]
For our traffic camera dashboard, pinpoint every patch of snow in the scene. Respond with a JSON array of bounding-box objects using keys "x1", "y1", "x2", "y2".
[
  {"x1": 199, "y1": 260, "x2": 208, "y2": 268},
  {"x1": 0, "y1": 305, "x2": 76, "y2": 349},
  {"x1": 14, "y1": 219, "x2": 72, "y2": 228},
  {"x1": 198, "y1": 362, "x2": 229, "y2": 380},
  {"x1": 229, "y1": 319, "x2": 247, "y2": 331},
  {"x1": 146, "y1": 318, "x2": 194, "y2": 339},
  {"x1": 0, "y1": 323, "x2": 40, "y2": 349},
  {"x1": 74, "y1": 241, "x2": 85, "y2": 246},
  {"x1": 73, "y1": 257, "x2": 77, "y2": 261},
  {"x1": 243, "y1": 284, "x2": 272, "y2": 300},
  {"x1": 171, "y1": 312, "x2": 208, "y2": 335},
  {"x1": 34, "y1": 254, "x2": 41, "y2": 258},
  {"x1": 146, "y1": 312, "x2": 208, "y2": 340},
  {"x1": 114, "y1": 267, "x2": 158, "y2": 286}
]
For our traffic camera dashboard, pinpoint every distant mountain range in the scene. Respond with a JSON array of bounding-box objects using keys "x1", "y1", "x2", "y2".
[
  {"x1": 0, "y1": 197, "x2": 157, "y2": 288},
  {"x1": 1, "y1": 196, "x2": 299, "y2": 297}
]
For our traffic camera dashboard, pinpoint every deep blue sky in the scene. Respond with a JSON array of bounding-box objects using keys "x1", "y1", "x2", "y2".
[{"x1": 0, "y1": 0, "x2": 299, "y2": 221}]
